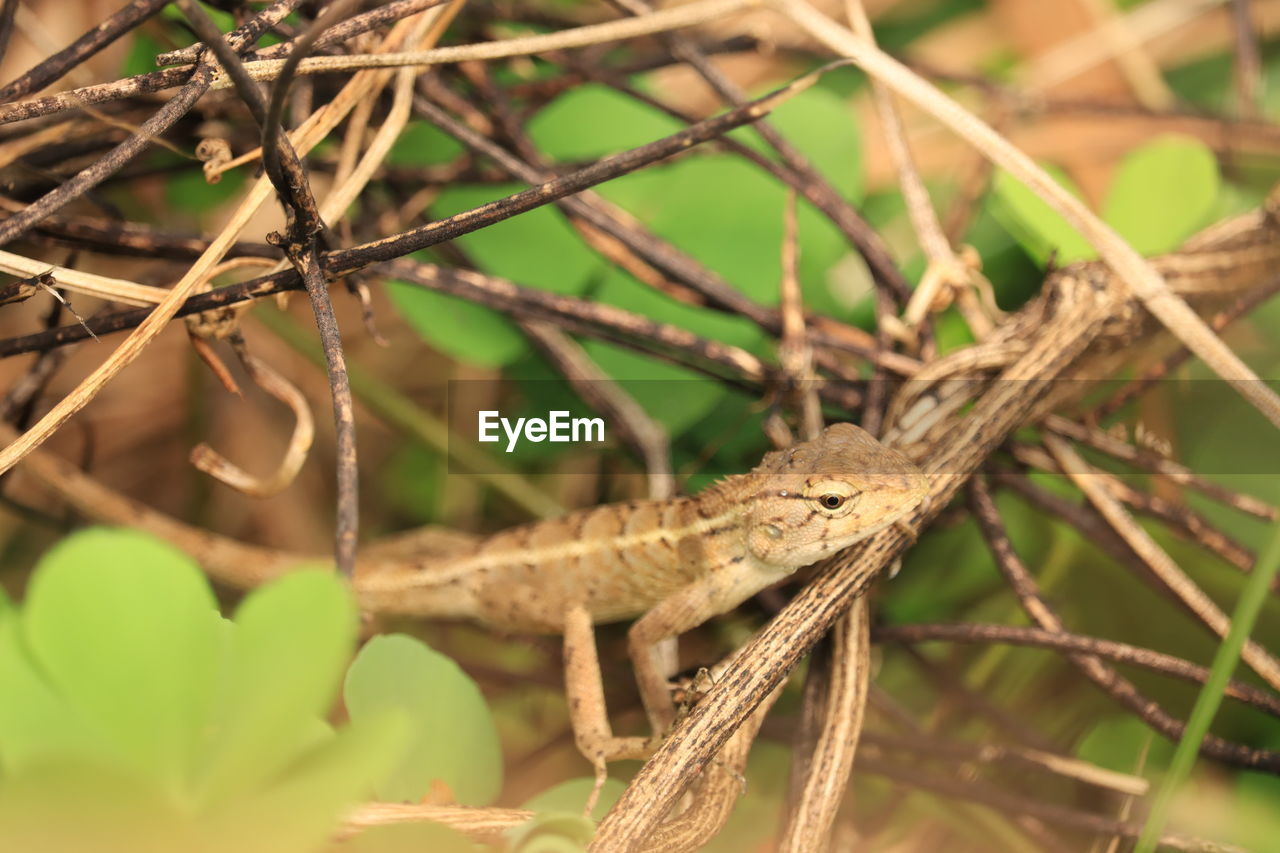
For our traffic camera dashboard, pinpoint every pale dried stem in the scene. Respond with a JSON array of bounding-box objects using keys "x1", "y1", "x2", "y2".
[
  {"x1": 772, "y1": 0, "x2": 1280, "y2": 431},
  {"x1": 1069, "y1": 0, "x2": 1176, "y2": 108},
  {"x1": 0, "y1": 248, "x2": 169, "y2": 306},
  {"x1": 0, "y1": 16, "x2": 429, "y2": 475},
  {"x1": 340, "y1": 803, "x2": 531, "y2": 842},
  {"x1": 843, "y1": 0, "x2": 960, "y2": 337},
  {"x1": 189, "y1": 350, "x2": 315, "y2": 498},
  {"x1": 779, "y1": 597, "x2": 871, "y2": 852},
  {"x1": 198, "y1": 0, "x2": 760, "y2": 89},
  {"x1": 1027, "y1": 0, "x2": 1224, "y2": 93}
]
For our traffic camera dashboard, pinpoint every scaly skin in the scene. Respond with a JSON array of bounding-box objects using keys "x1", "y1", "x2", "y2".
[{"x1": 355, "y1": 423, "x2": 929, "y2": 631}]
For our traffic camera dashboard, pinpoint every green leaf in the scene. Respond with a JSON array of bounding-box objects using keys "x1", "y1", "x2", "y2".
[
  {"x1": 730, "y1": 80, "x2": 863, "y2": 199},
  {"x1": 433, "y1": 185, "x2": 600, "y2": 297},
  {"x1": 19, "y1": 528, "x2": 222, "y2": 790},
  {"x1": 580, "y1": 340, "x2": 727, "y2": 435},
  {"x1": 0, "y1": 759, "x2": 193, "y2": 853},
  {"x1": 164, "y1": 165, "x2": 246, "y2": 215},
  {"x1": 386, "y1": 279, "x2": 527, "y2": 368},
  {"x1": 1076, "y1": 716, "x2": 1172, "y2": 775},
  {"x1": 387, "y1": 182, "x2": 604, "y2": 368},
  {"x1": 0, "y1": 617, "x2": 120, "y2": 775},
  {"x1": 989, "y1": 166, "x2": 1094, "y2": 266},
  {"x1": 121, "y1": 32, "x2": 165, "y2": 78},
  {"x1": 344, "y1": 634, "x2": 502, "y2": 805},
  {"x1": 202, "y1": 713, "x2": 409, "y2": 853},
  {"x1": 528, "y1": 84, "x2": 685, "y2": 162},
  {"x1": 523, "y1": 777, "x2": 625, "y2": 823},
  {"x1": 1102, "y1": 135, "x2": 1219, "y2": 255},
  {"x1": 506, "y1": 812, "x2": 594, "y2": 853},
  {"x1": 195, "y1": 571, "x2": 358, "y2": 805},
  {"x1": 387, "y1": 121, "x2": 465, "y2": 167}
]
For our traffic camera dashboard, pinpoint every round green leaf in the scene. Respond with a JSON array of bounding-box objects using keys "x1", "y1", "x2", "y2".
[
  {"x1": 386, "y1": 279, "x2": 527, "y2": 368},
  {"x1": 344, "y1": 634, "x2": 502, "y2": 805},
  {"x1": 0, "y1": 616, "x2": 122, "y2": 775},
  {"x1": 387, "y1": 121, "x2": 465, "y2": 167},
  {"x1": 989, "y1": 165, "x2": 1094, "y2": 266},
  {"x1": 523, "y1": 777, "x2": 625, "y2": 823},
  {"x1": 0, "y1": 759, "x2": 191, "y2": 853},
  {"x1": 433, "y1": 185, "x2": 600, "y2": 298},
  {"x1": 20, "y1": 528, "x2": 223, "y2": 790},
  {"x1": 1102, "y1": 135, "x2": 1219, "y2": 255},
  {"x1": 202, "y1": 713, "x2": 410, "y2": 853},
  {"x1": 528, "y1": 84, "x2": 685, "y2": 162},
  {"x1": 506, "y1": 812, "x2": 594, "y2": 853},
  {"x1": 196, "y1": 571, "x2": 358, "y2": 805},
  {"x1": 731, "y1": 81, "x2": 863, "y2": 199}
]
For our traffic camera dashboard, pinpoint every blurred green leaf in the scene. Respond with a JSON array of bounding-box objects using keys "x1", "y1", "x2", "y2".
[
  {"x1": 989, "y1": 165, "x2": 1093, "y2": 266},
  {"x1": 20, "y1": 528, "x2": 221, "y2": 789},
  {"x1": 195, "y1": 571, "x2": 358, "y2": 805},
  {"x1": 729, "y1": 81, "x2": 863, "y2": 199},
  {"x1": 344, "y1": 634, "x2": 502, "y2": 805},
  {"x1": 121, "y1": 31, "x2": 165, "y2": 78},
  {"x1": 387, "y1": 121, "x2": 465, "y2": 167},
  {"x1": 386, "y1": 279, "x2": 527, "y2": 368},
  {"x1": 523, "y1": 777, "x2": 625, "y2": 823},
  {"x1": 165, "y1": 167, "x2": 246, "y2": 216},
  {"x1": 202, "y1": 713, "x2": 408, "y2": 853},
  {"x1": 1076, "y1": 716, "x2": 1173, "y2": 775},
  {"x1": 1102, "y1": 135, "x2": 1219, "y2": 255},
  {"x1": 0, "y1": 759, "x2": 191, "y2": 853},
  {"x1": 433, "y1": 185, "x2": 600, "y2": 297},
  {"x1": 528, "y1": 84, "x2": 684, "y2": 161},
  {"x1": 507, "y1": 811, "x2": 594, "y2": 853}
]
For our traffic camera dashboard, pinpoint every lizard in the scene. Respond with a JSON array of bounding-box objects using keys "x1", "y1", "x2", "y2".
[{"x1": 8, "y1": 420, "x2": 928, "y2": 784}]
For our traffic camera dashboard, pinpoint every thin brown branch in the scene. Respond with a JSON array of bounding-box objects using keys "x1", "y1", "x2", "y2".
[
  {"x1": 968, "y1": 476, "x2": 1280, "y2": 772},
  {"x1": 874, "y1": 621, "x2": 1280, "y2": 719},
  {"x1": 0, "y1": 0, "x2": 168, "y2": 103},
  {"x1": 0, "y1": 60, "x2": 214, "y2": 249}
]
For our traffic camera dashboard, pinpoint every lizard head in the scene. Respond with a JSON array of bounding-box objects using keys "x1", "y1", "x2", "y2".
[{"x1": 743, "y1": 422, "x2": 929, "y2": 571}]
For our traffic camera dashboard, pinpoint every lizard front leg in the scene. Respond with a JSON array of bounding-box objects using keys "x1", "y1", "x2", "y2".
[
  {"x1": 562, "y1": 604, "x2": 654, "y2": 813},
  {"x1": 628, "y1": 575, "x2": 728, "y2": 734}
]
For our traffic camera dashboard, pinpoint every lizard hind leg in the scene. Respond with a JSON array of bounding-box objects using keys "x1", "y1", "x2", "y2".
[{"x1": 562, "y1": 604, "x2": 656, "y2": 816}]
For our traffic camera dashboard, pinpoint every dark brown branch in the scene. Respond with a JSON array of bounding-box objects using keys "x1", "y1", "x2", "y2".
[
  {"x1": 0, "y1": 67, "x2": 193, "y2": 127},
  {"x1": 874, "y1": 622, "x2": 1280, "y2": 719},
  {"x1": 246, "y1": 0, "x2": 449, "y2": 62},
  {"x1": 855, "y1": 754, "x2": 1230, "y2": 852},
  {"x1": 0, "y1": 61, "x2": 215, "y2": 248},
  {"x1": 0, "y1": 0, "x2": 168, "y2": 103},
  {"x1": 0, "y1": 0, "x2": 18, "y2": 70},
  {"x1": 1231, "y1": 0, "x2": 1263, "y2": 120},
  {"x1": 968, "y1": 477, "x2": 1280, "y2": 772},
  {"x1": 294, "y1": 243, "x2": 359, "y2": 577},
  {"x1": 160, "y1": 0, "x2": 305, "y2": 67}
]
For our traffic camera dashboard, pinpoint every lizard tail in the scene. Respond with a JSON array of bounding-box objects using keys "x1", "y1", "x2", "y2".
[
  {"x1": 15, "y1": 440, "x2": 319, "y2": 588},
  {"x1": 15, "y1": 435, "x2": 485, "y2": 621}
]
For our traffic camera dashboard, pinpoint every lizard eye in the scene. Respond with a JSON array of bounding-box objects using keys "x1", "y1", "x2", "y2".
[{"x1": 819, "y1": 494, "x2": 846, "y2": 510}]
